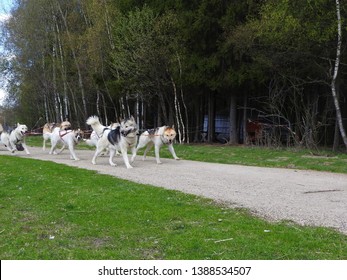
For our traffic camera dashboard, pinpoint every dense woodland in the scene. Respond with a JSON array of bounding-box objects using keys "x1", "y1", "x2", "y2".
[{"x1": 0, "y1": 0, "x2": 347, "y2": 150}]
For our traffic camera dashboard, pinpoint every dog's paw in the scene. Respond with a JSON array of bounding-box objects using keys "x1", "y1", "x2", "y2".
[
  {"x1": 110, "y1": 162, "x2": 117, "y2": 167},
  {"x1": 175, "y1": 157, "x2": 180, "y2": 160},
  {"x1": 156, "y1": 161, "x2": 163, "y2": 165},
  {"x1": 126, "y1": 165, "x2": 133, "y2": 169}
]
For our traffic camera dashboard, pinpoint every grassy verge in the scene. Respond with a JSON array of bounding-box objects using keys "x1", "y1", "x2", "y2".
[
  {"x1": 0, "y1": 156, "x2": 346, "y2": 260},
  {"x1": 27, "y1": 135, "x2": 347, "y2": 174}
]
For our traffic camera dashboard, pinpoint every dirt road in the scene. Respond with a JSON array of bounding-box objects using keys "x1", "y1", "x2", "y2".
[{"x1": 1, "y1": 146, "x2": 347, "y2": 234}]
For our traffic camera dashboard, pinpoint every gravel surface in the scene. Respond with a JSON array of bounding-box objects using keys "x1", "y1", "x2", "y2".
[{"x1": 2, "y1": 146, "x2": 347, "y2": 234}]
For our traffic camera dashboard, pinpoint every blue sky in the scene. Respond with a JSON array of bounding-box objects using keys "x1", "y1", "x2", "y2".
[
  {"x1": 0, "y1": 0, "x2": 14, "y2": 104},
  {"x1": 0, "y1": 0, "x2": 13, "y2": 20}
]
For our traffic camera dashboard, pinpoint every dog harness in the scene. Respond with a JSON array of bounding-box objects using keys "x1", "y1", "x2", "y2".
[
  {"x1": 145, "y1": 128, "x2": 167, "y2": 144},
  {"x1": 59, "y1": 130, "x2": 80, "y2": 144}
]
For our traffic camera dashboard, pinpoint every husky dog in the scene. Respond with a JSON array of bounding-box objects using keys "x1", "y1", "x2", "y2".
[
  {"x1": 0, "y1": 123, "x2": 30, "y2": 154},
  {"x1": 131, "y1": 126, "x2": 179, "y2": 164},
  {"x1": 85, "y1": 123, "x2": 119, "y2": 147},
  {"x1": 49, "y1": 127, "x2": 83, "y2": 160},
  {"x1": 86, "y1": 116, "x2": 137, "y2": 168},
  {"x1": 42, "y1": 123, "x2": 57, "y2": 150},
  {"x1": 85, "y1": 123, "x2": 121, "y2": 157},
  {"x1": 42, "y1": 121, "x2": 71, "y2": 150}
]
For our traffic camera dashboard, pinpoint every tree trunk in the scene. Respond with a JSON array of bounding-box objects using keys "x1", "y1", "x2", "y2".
[
  {"x1": 242, "y1": 93, "x2": 248, "y2": 144},
  {"x1": 333, "y1": 119, "x2": 340, "y2": 151},
  {"x1": 207, "y1": 92, "x2": 215, "y2": 143},
  {"x1": 57, "y1": 1, "x2": 88, "y2": 121},
  {"x1": 331, "y1": 0, "x2": 347, "y2": 150},
  {"x1": 229, "y1": 94, "x2": 237, "y2": 144}
]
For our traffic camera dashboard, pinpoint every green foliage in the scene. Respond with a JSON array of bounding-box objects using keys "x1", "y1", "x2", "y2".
[
  {"x1": 1, "y1": 155, "x2": 346, "y2": 259},
  {"x1": 110, "y1": 5, "x2": 184, "y2": 100},
  {"x1": 1, "y1": 0, "x2": 347, "y2": 148}
]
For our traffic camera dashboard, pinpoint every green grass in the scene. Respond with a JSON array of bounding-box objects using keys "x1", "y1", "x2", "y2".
[
  {"x1": 27, "y1": 135, "x2": 347, "y2": 174},
  {"x1": 163, "y1": 145, "x2": 347, "y2": 174},
  {"x1": 0, "y1": 156, "x2": 346, "y2": 260}
]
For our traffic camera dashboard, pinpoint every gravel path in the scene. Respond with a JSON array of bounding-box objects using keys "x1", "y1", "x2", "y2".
[{"x1": 2, "y1": 146, "x2": 347, "y2": 234}]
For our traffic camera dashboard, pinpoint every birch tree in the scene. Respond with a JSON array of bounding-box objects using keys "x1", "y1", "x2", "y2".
[{"x1": 331, "y1": 0, "x2": 347, "y2": 150}]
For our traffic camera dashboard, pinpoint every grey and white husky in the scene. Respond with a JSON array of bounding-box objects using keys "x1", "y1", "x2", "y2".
[{"x1": 86, "y1": 116, "x2": 138, "y2": 168}]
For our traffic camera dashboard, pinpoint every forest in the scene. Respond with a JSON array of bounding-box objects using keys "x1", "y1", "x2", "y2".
[{"x1": 0, "y1": 0, "x2": 347, "y2": 150}]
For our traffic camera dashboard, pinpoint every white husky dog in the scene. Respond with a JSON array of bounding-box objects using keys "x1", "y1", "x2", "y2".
[
  {"x1": 49, "y1": 126, "x2": 83, "y2": 160},
  {"x1": 86, "y1": 115, "x2": 137, "y2": 168},
  {"x1": 42, "y1": 121, "x2": 71, "y2": 150},
  {"x1": 0, "y1": 123, "x2": 31, "y2": 154},
  {"x1": 131, "y1": 126, "x2": 179, "y2": 164}
]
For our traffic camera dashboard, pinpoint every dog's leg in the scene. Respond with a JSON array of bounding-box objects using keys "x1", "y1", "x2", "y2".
[
  {"x1": 92, "y1": 146, "x2": 104, "y2": 165},
  {"x1": 131, "y1": 135, "x2": 148, "y2": 163},
  {"x1": 5, "y1": 145, "x2": 14, "y2": 153},
  {"x1": 143, "y1": 142, "x2": 154, "y2": 161},
  {"x1": 154, "y1": 144, "x2": 162, "y2": 164},
  {"x1": 49, "y1": 142, "x2": 57, "y2": 155},
  {"x1": 129, "y1": 145, "x2": 137, "y2": 164},
  {"x1": 92, "y1": 149, "x2": 100, "y2": 164},
  {"x1": 22, "y1": 143, "x2": 30, "y2": 155},
  {"x1": 43, "y1": 139, "x2": 46, "y2": 151},
  {"x1": 120, "y1": 147, "x2": 133, "y2": 169},
  {"x1": 9, "y1": 144, "x2": 16, "y2": 153},
  {"x1": 4, "y1": 140, "x2": 15, "y2": 153},
  {"x1": 49, "y1": 138, "x2": 58, "y2": 155},
  {"x1": 68, "y1": 143, "x2": 79, "y2": 161},
  {"x1": 57, "y1": 144, "x2": 65, "y2": 154},
  {"x1": 130, "y1": 146, "x2": 138, "y2": 163},
  {"x1": 168, "y1": 144, "x2": 179, "y2": 160},
  {"x1": 108, "y1": 148, "x2": 117, "y2": 166},
  {"x1": 92, "y1": 137, "x2": 109, "y2": 164}
]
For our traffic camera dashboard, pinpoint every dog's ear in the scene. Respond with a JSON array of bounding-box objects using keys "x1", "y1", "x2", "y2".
[
  {"x1": 17, "y1": 123, "x2": 20, "y2": 127},
  {"x1": 130, "y1": 115, "x2": 135, "y2": 122},
  {"x1": 171, "y1": 125, "x2": 175, "y2": 130}
]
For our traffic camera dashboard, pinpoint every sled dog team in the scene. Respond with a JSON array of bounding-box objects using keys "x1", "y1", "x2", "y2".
[{"x1": 0, "y1": 116, "x2": 180, "y2": 168}]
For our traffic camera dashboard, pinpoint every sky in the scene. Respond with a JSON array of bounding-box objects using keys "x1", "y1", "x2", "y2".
[{"x1": 0, "y1": 0, "x2": 14, "y2": 105}]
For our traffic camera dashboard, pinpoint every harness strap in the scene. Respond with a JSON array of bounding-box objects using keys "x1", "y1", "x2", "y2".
[{"x1": 59, "y1": 130, "x2": 71, "y2": 144}]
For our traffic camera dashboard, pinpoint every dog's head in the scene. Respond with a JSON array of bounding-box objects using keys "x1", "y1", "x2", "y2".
[
  {"x1": 43, "y1": 122, "x2": 56, "y2": 133},
  {"x1": 60, "y1": 121, "x2": 71, "y2": 130},
  {"x1": 74, "y1": 128, "x2": 84, "y2": 142},
  {"x1": 16, "y1": 123, "x2": 28, "y2": 136},
  {"x1": 163, "y1": 126, "x2": 177, "y2": 144},
  {"x1": 120, "y1": 116, "x2": 138, "y2": 137}
]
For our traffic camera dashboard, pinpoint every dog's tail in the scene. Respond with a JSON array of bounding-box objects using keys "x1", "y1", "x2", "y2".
[
  {"x1": 86, "y1": 115, "x2": 100, "y2": 126},
  {"x1": 86, "y1": 116, "x2": 105, "y2": 136}
]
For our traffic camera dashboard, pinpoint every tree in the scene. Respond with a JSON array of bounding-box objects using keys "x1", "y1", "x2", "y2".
[
  {"x1": 227, "y1": 0, "x2": 347, "y2": 148},
  {"x1": 331, "y1": 0, "x2": 347, "y2": 150}
]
